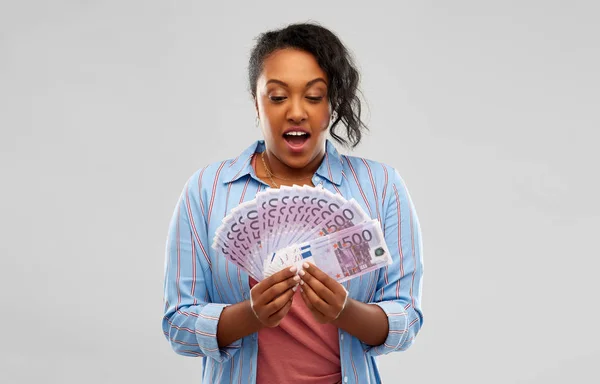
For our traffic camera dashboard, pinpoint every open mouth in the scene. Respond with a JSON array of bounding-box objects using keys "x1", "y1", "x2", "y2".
[{"x1": 283, "y1": 131, "x2": 310, "y2": 147}]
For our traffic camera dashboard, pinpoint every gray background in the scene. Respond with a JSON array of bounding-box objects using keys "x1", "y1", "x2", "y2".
[{"x1": 1, "y1": 1, "x2": 599, "y2": 383}]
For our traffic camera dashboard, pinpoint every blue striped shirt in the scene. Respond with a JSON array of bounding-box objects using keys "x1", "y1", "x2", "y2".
[{"x1": 162, "y1": 139, "x2": 424, "y2": 384}]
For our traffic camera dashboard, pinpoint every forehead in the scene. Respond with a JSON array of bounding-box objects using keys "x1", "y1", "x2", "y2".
[{"x1": 260, "y1": 48, "x2": 328, "y2": 85}]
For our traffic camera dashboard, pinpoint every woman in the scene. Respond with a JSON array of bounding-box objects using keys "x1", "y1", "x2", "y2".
[{"x1": 162, "y1": 22, "x2": 424, "y2": 384}]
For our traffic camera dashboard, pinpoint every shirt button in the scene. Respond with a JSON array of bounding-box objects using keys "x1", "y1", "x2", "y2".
[
  {"x1": 340, "y1": 334, "x2": 344, "y2": 341},
  {"x1": 344, "y1": 376, "x2": 348, "y2": 383}
]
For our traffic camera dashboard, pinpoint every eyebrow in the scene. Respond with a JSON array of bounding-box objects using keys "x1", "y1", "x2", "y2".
[{"x1": 266, "y1": 78, "x2": 327, "y2": 88}]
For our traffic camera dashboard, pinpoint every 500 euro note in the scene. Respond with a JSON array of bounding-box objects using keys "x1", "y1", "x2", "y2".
[{"x1": 266, "y1": 219, "x2": 392, "y2": 282}]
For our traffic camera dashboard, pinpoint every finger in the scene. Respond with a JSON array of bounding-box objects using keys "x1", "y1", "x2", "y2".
[
  {"x1": 268, "y1": 296, "x2": 294, "y2": 324},
  {"x1": 303, "y1": 263, "x2": 346, "y2": 295},
  {"x1": 299, "y1": 278, "x2": 334, "y2": 318},
  {"x1": 255, "y1": 265, "x2": 298, "y2": 294},
  {"x1": 261, "y1": 275, "x2": 300, "y2": 303},
  {"x1": 300, "y1": 283, "x2": 328, "y2": 322},
  {"x1": 264, "y1": 287, "x2": 295, "y2": 316},
  {"x1": 299, "y1": 287, "x2": 317, "y2": 313},
  {"x1": 299, "y1": 268, "x2": 337, "y2": 305}
]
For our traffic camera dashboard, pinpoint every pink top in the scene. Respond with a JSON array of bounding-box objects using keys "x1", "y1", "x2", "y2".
[{"x1": 249, "y1": 277, "x2": 342, "y2": 384}]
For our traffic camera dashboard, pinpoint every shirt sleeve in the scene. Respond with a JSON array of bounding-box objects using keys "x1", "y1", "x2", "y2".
[
  {"x1": 363, "y1": 167, "x2": 424, "y2": 356},
  {"x1": 161, "y1": 171, "x2": 241, "y2": 362}
]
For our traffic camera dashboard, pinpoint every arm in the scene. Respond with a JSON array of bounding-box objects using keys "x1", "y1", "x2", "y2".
[
  {"x1": 162, "y1": 171, "x2": 300, "y2": 356},
  {"x1": 217, "y1": 268, "x2": 299, "y2": 347},
  {"x1": 363, "y1": 167, "x2": 424, "y2": 355},
  {"x1": 298, "y1": 264, "x2": 389, "y2": 346},
  {"x1": 216, "y1": 301, "x2": 262, "y2": 348},
  {"x1": 162, "y1": 172, "x2": 244, "y2": 362},
  {"x1": 298, "y1": 167, "x2": 423, "y2": 351},
  {"x1": 331, "y1": 297, "x2": 388, "y2": 346}
]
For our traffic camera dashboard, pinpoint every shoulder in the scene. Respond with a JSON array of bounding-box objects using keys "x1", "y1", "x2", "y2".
[
  {"x1": 183, "y1": 158, "x2": 236, "y2": 196},
  {"x1": 340, "y1": 154, "x2": 403, "y2": 189},
  {"x1": 340, "y1": 154, "x2": 413, "y2": 216}
]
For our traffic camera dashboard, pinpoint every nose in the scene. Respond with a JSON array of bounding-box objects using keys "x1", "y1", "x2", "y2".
[{"x1": 286, "y1": 96, "x2": 308, "y2": 124}]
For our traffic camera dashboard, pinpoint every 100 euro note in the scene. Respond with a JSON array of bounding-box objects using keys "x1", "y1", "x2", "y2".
[{"x1": 266, "y1": 219, "x2": 392, "y2": 282}]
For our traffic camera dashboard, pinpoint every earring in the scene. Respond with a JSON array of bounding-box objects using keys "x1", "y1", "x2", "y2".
[{"x1": 330, "y1": 111, "x2": 337, "y2": 126}]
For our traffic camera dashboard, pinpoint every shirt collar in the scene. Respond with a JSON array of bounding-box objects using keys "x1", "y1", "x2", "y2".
[{"x1": 223, "y1": 139, "x2": 343, "y2": 186}]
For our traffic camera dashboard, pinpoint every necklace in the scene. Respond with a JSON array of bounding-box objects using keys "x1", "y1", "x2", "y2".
[
  {"x1": 259, "y1": 152, "x2": 280, "y2": 188},
  {"x1": 260, "y1": 151, "x2": 313, "y2": 188}
]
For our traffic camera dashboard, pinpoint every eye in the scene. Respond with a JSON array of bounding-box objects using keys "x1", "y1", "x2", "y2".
[
  {"x1": 269, "y1": 96, "x2": 286, "y2": 103},
  {"x1": 306, "y1": 96, "x2": 324, "y2": 103}
]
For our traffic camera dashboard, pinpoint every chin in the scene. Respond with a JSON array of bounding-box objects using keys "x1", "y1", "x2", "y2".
[
  {"x1": 276, "y1": 140, "x2": 319, "y2": 166},
  {"x1": 282, "y1": 155, "x2": 312, "y2": 169}
]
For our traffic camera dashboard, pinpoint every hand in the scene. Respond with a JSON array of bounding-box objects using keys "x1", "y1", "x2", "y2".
[
  {"x1": 298, "y1": 262, "x2": 349, "y2": 324},
  {"x1": 250, "y1": 266, "x2": 300, "y2": 328}
]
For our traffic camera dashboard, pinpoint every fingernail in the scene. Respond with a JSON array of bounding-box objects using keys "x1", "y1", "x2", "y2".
[
  {"x1": 292, "y1": 285, "x2": 298, "y2": 292},
  {"x1": 300, "y1": 280, "x2": 304, "y2": 285},
  {"x1": 289, "y1": 266, "x2": 297, "y2": 273},
  {"x1": 293, "y1": 275, "x2": 300, "y2": 282},
  {"x1": 299, "y1": 270, "x2": 305, "y2": 276},
  {"x1": 303, "y1": 262, "x2": 309, "y2": 269}
]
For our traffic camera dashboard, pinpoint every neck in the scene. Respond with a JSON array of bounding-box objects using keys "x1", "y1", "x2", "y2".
[{"x1": 262, "y1": 148, "x2": 324, "y2": 180}]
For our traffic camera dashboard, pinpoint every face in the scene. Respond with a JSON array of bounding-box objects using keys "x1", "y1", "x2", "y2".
[{"x1": 255, "y1": 48, "x2": 331, "y2": 170}]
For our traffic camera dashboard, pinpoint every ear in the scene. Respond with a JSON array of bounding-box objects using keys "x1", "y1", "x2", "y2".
[{"x1": 254, "y1": 97, "x2": 259, "y2": 118}]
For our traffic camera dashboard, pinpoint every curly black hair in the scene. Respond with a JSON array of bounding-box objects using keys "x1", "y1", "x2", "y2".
[{"x1": 248, "y1": 22, "x2": 368, "y2": 148}]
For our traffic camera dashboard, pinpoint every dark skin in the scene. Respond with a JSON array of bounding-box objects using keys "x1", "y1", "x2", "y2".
[
  {"x1": 217, "y1": 48, "x2": 388, "y2": 348},
  {"x1": 299, "y1": 262, "x2": 389, "y2": 346},
  {"x1": 255, "y1": 47, "x2": 330, "y2": 179},
  {"x1": 216, "y1": 266, "x2": 299, "y2": 347}
]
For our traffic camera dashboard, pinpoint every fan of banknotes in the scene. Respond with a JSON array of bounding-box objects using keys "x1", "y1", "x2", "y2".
[{"x1": 212, "y1": 185, "x2": 392, "y2": 282}]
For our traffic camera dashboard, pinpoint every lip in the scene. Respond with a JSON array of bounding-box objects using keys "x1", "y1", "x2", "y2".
[
  {"x1": 282, "y1": 127, "x2": 311, "y2": 154},
  {"x1": 282, "y1": 127, "x2": 311, "y2": 135}
]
